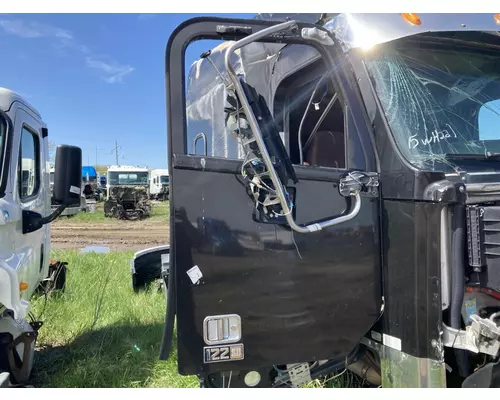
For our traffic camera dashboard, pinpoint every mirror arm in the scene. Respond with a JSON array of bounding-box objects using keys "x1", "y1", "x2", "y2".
[
  {"x1": 224, "y1": 20, "x2": 363, "y2": 234},
  {"x1": 22, "y1": 204, "x2": 67, "y2": 234},
  {"x1": 41, "y1": 204, "x2": 66, "y2": 225}
]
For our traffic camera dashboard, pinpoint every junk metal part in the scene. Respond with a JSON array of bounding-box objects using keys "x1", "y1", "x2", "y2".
[
  {"x1": 6, "y1": 331, "x2": 37, "y2": 384},
  {"x1": 442, "y1": 315, "x2": 500, "y2": 357},
  {"x1": 38, "y1": 260, "x2": 68, "y2": 293},
  {"x1": 130, "y1": 245, "x2": 170, "y2": 292},
  {"x1": 287, "y1": 363, "x2": 311, "y2": 387}
]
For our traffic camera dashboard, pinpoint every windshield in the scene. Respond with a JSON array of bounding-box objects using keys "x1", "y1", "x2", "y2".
[
  {"x1": 365, "y1": 40, "x2": 500, "y2": 171},
  {"x1": 160, "y1": 175, "x2": 169, "y2": 184},
  {"x1": 108, "y1": 171, "x2": 148, "y2": 185}
]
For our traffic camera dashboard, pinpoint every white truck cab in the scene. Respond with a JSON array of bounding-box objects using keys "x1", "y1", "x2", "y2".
[
  {"x1": 106, "y1": 165, "x2": 149, "y2": 199},
  {"x1": 0, "y1": 88, "x2": 82, "y2": 386},
  {"x1": 149, "y1": 168, "x2": 169, "y2": 201}
]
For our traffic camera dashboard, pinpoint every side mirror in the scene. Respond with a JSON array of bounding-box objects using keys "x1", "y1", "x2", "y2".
[
  {"x1": 22, "y1": 144, "x2": 82, "y2": 234},
  {"x1": 53, "y1": 145, "x2": 82, "y2": 207}
]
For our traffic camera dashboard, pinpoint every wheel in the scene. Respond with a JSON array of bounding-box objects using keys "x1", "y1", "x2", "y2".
[
  {"x1": 53, "y1": 262, "x2": 67, "y2": 292},
  {"x1": 116, "y1": 204, "x2": 125, "y2": 219}
]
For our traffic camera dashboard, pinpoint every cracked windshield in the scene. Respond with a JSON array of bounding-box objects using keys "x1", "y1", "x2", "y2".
[{"x1": 365, "y1": 41, "x2": 500, "y2": 171}]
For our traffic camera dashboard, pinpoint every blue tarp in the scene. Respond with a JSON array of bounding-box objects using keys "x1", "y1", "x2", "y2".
[{"x1": 82, "y1": 166, "x2": 97, "y2": 180}]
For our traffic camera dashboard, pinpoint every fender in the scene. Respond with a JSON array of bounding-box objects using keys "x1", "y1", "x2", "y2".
[{"x1": 0, "y1": 258, "x2": 30, "y2": 320}]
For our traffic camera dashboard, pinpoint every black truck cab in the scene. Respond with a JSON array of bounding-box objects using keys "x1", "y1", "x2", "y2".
[{"x1": 161, "y1": 13, "x2": 500, "y2": 388}]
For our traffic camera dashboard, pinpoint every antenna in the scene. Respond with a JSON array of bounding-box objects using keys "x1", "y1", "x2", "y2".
[
  {"x1": 200, "y1": 49, "x2": 230, "y2": 86},
  {"x1": 111, "y1": 141, "x2": 121, "y2": 166}
]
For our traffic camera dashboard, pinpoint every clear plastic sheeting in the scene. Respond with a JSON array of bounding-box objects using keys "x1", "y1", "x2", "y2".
[
  {"x1": 186, "y1": 39, "x2": 320, "y2": 159},
  {"x1": 365, "y1": 44, "x2": 500, "y2": 171}
]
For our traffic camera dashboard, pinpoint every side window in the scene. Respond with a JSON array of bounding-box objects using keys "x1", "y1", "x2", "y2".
[
  {"x1": 275, "y1": 60, "x2": 346, "y2": 169},
  {"x1": 19, "y1": 127, "x2": 40, "y2": 200}
]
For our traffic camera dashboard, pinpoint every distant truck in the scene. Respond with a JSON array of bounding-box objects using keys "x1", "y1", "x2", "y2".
[
  {"x1": 82, "y1": 165, "x2": 103, "y2": 201},
  {"x1": 98, "y1": 173, "x2": 107, "y2": 188},
  {"x1": 104, "y1": 165, "x2": 151, "y2": 220},
  {"x1": 149, "y1": 169, "x2": 169, "y2": 201}
]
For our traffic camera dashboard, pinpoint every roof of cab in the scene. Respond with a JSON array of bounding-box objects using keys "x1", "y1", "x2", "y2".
[
  {"x1": 107, "y1": 165, "x2": 149, "y2": 172},
  {"x1": 0, "y1": 87, "x2": 41, "y2": 118},
  {"x1": 151, "y1": 169, "x2": 169, "y2": 175}
]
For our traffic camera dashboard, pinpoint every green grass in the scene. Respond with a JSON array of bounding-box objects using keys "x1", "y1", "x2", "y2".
[
  {"x1": 61, "y1": 201, "x2": 170, "y2": 224},
  {"x1": 305, "y1": 370, "x2": 368, "y2": 388},
  {"x1": 30, "y1": 250, "x2": 196, "y2": 388},
  {"x1": 63, "y1": 202, "x2": 108, "y2": 223},
  {"x1": 149, "y1": 201, "x2": 170, "y2": 222}
]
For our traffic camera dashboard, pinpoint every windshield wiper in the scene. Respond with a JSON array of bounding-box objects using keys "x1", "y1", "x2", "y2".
[{"x1": 445, "y1": 153, "x2": 500, "y2": 161}]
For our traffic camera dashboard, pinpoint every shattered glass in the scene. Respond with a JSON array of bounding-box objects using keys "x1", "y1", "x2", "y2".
[{"x1": 365, "y1": 43, "x2": 500, "y2": 171}]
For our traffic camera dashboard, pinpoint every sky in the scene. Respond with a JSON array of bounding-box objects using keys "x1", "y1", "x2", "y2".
[
  {"x1": 0, "y1": 13, "x2": 253, "y2": 169},
  {"x1": 4, "y1": 13, "x2": 499, "y2": 170}
]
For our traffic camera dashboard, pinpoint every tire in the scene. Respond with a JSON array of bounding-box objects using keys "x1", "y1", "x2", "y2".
[{"x1": 53, "y1": 263, "x2": 67, "y2": 292}]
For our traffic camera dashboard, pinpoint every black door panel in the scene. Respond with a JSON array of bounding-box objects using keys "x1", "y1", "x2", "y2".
[{"x1": 174, "y1": 168, "x2": 381, "y2": 375}]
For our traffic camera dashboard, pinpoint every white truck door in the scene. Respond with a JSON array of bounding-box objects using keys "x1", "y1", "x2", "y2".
[{"x1": 11, "y1": 108, "x2": 46, "y2": 300}]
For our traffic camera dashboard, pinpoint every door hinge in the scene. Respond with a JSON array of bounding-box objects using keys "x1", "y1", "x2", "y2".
[{"x1": 339, "y1": 171, "x2": 379, "y2": 197}]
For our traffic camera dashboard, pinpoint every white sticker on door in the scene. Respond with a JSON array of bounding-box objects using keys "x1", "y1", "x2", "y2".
[
  {"x1": 187, "y1": 265, "x2": 203, "y2": 284},
  {"x1": 383, "y1": 333, "x2": 402, "y2": 351}
]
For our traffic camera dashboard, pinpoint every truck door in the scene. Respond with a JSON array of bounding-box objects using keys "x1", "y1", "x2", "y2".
[
  {"x1": 162, "y1": 17, "x2": 382, "y2": 385},
  {"x1": 12, "y1": 107, "x2": 46, "y2": 300}
]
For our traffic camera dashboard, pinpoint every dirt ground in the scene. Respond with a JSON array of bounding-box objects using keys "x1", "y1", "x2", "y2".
[{"x1": 51, "y1": 209, "x2": 170, "y2": 252}]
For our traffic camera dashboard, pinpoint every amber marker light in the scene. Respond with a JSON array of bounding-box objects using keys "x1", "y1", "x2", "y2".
[{"x1": 402, "y1": 13, "x2": 422, "y2": 26}]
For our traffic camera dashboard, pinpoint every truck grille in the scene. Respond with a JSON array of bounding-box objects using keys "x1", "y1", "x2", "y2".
[{"x1": 467, "y1": 205, "x2": 500, "y2": 291}]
